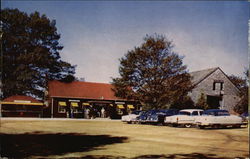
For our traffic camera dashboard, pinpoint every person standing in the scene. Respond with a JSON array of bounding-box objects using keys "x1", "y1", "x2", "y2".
[
  {"x1": 85, "y1": 108, "x2": 90, "y2": 119},
  {"x1": 101, "y1": 107, "x2": 105, "y2": 118}
]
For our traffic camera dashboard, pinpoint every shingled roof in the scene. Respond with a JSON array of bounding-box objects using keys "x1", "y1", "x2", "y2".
[
  {"x1": 2, "y1": 95, "x2": 42, "y2": 103},
  {"x1": 48, "y1": 80, "x2": 124, "y2": 101},
  {"x1": 1, "y1": 95, "x2": 44, "y2": 105},
  {"x1": 190, "y1": 67, "x2": 219, "y2": 86}
]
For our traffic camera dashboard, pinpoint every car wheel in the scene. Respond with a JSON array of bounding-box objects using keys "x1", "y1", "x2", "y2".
[
  {"x1": 127, "y1": 121, "x2": 132, "y2": 124},
  {"x1": 198, "y1": 125, "x2": 205, "y2": 129},
  {"x1": 233, "y1": 124, "x2": 241, "y2": 128},
  {"x1": 212, "y1": 124, "x2": 220, "y2": 129},
  {"x1": 184, "y1": 124, "x2": 192, "y2": 128},
  {"x1": 172, "y1": 123, "x2": 178, "y2": 127}
]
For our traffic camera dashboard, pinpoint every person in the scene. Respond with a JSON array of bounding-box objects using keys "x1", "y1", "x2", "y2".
[
  {"x1": 101, "y1": 107, "x2": 105, "y2": 118},
  {"x1": 70, "y1": 109, "x2": 74, "y2": 118},
  {"x1": 85, "y1": 108, "x2": 90, "y2": 119}
]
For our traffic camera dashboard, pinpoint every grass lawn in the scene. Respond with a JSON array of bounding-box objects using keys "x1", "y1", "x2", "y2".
[{"x1": 0, "y1": 119, "x2": 249, "y2": 159}]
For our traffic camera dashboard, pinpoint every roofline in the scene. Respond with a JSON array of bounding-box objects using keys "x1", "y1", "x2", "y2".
[
  {"x1": 48, "y1": 80, "x2": 112, "y2": 85},
  {"x1": 191, "y1": 67, "x2": 241, "y2": 93},
  {"x1": 216, "y1": 67, "x2": 241, "y2": 93},
  {"x1": 1, "y1": 102, "x2": 44, "y2": 106},
  {"x1": 191, "y1": 67, "x2": 219, "y2": 87},
  {"x1": 49, "y1": 95, "x2": 129, "y2": 101}
]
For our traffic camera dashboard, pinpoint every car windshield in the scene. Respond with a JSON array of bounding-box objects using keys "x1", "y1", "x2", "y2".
[
  {"x1": 155, "y1": 110, "x2": 167, "y2": 115},
  {"x1": 204, "y1": 110, "x2": 230, "y2": 116},
  {"x1": 179, "y1": 111, "x2": 191, "y2": 115},
  {"x1": 156, "y1": 109, "x2": 178, "y2": 115},
  {"x1": 131, "y1": 111, "x2": 141, "y2": 115}
]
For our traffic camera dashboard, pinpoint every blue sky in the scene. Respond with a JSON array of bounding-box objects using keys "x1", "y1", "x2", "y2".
[{"x1": 2, "y1": 1, "x2": 249, "y2": 83}]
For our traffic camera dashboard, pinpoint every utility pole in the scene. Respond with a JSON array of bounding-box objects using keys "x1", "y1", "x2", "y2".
[{"x1": 0, "y1": 21, "x2": 3, "y2": 117}]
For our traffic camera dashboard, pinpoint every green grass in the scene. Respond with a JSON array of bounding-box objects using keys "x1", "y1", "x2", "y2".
[{"x1": 1, "y1": 119, "x2": 249, "y2": 158}]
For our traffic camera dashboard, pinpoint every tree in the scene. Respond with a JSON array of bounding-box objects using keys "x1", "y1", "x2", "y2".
[
  {"x1": 229, "y1": 70, "x2": 248, "y2": 114},
  {"x1": 171, "y1": 95, "x2": 195, "y2": 110},
  {"x1": 1, "y1": 8, "x2": 76, "y2": 99},
  {"x1": 196, "y1": 92, "x2": 209, "y2": 110},
  {"x1": 112, "y1": 34, "x2": 192, "y2": 110}
]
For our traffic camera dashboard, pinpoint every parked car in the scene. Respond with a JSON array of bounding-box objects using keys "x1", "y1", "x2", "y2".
[
  {"x1": 135, "y1": 110, "x2": 152, "y2": 124},
  {"x1": 195, "y1": 109, "x2": 243, "y2": 129},
  {"x1": 240, "y1": 112, "x2": 249, "y2": 125},
  {"x1": 164, "y1": 109, "x2": 204, "y2": 128},
  {"x1": 146, "y1": 109, "x2": 179, "y2": 125},
  {"x1": 121, "y1": 110, "x2": 141, "y2": 124}
]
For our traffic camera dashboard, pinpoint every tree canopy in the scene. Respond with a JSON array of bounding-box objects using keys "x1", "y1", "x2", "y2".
[
  {"x1": 112, "y1": 34, "x2": 192, "y2": 110},
  {"x1": 229, "y1": 70, "x2": 248, "y2": 114},
  {"x1": 1, "y1": 8, "x2": 76, "y2": 99}
]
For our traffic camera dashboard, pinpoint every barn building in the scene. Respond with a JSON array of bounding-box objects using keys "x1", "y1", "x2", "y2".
[
  {"x1": 0, "y1": 95, "x2": 44, "y2": 117},
  {"x1": 189, "y1": 67, "x2": 241, "y2": 112},
  {"x1": 45, "y1": 81, "x2": 139, "y2": 118}
]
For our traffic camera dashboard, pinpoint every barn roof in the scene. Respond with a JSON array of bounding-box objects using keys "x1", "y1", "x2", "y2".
[
  {"x1": 190, "y1": 67, "x2": 219, "y2": 86},
  {"x1": 1, "y1": 95, "x2": 43, "y2": 105},
  {"x1": 48, "y1": 80, "x2": 125, "y2": 101},
  {"x1": 189, "y1": 67, "x2": 240, "y2": 92}
]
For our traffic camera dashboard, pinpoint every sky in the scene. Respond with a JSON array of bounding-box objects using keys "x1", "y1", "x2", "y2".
[{"x1": 2, "y1": 1, "x2": 249, "y2": 83}]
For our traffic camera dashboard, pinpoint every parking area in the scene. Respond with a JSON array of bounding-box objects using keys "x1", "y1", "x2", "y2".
[{"x1": 0, "y1": 118, "x2": 249, "y2": 159}]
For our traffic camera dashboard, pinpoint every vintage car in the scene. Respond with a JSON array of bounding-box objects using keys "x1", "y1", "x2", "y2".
[
  {"x1": 134, "y1": 110, "x2": 152, "y2": 124},
  {"x1": 121, "y1": 110, "x2": 141, "y2": 124},
  {"x1": 164, "y1": 109, "x2": 204, "y2": 128},
  {"x1": 195, "y1": 109, "x2": 243, "y2": 129},
  {"x1": 241, "y1": 112, "x2": 249, "y2": 125},
  {"x1": 146, "y1": 109, "x2": 179, "y2": 125}
]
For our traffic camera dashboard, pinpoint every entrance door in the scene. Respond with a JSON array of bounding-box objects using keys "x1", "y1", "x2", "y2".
[{"x1": 207, "y1": 95, "x2": 222, "y2": 109}]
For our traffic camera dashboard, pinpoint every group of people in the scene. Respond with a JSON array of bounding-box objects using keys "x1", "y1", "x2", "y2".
[{"x1": 84, "y1": 107, "x2": 106, "y2": 119}]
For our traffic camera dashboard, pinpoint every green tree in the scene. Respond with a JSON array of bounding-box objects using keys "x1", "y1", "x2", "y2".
[
  {"x1": 1, "y1": 8, "x2": 76, "y2": 99},
  {"x1": 112, "y1": 34, "x2": 192, "y2": 110},
  {"x1": 196, "y1": 92, "x2": 209, "y2": 110},
  {"x1": 229, "y1": 70, "x2": 248, "y2": 114},
  {"x1": 171, "y1": 95, "x2": 195, "y2": 110}
]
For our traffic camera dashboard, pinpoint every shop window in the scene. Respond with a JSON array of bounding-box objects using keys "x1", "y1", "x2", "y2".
[
  {"x1": 58, "y1": 106, "x2": 66, "y2": 113},
  {"x1": 71, "y1": 102, "x2": 79, "y2": 113},
  {"x1": 58, "y1": 101, "x2": 66, "y2": 113}
]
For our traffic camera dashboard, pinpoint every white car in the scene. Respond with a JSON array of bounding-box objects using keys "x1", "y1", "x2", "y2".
[
  {"x1": 195, "y1": 109, "x2": 243, "y2": 129},
  {"x1": 164, "y1": 109, "x2": 204, "y2": 128},
  {"x1": 121, "y1": 110, "x2": 141, "y2": 124}
]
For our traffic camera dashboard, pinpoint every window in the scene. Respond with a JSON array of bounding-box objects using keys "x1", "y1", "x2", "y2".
[
  {"x1": 58, "y1": 105, "x2": 66, "y2": 113},
  {"x1": 179, "y1": 111, "x2": 191, "y2": 116},
  {"x1": 58, "y1": 101, "x2": 66, "y2": 113},
  {"x1": 71, "y1": 102, "x2": 79, "y2": 113},
  {"x1": 192, "y1": 111, "x2": 199, "y2": 116},
  {"x1": 213, "y1": 81, "x2": 224, "y2": 91}
]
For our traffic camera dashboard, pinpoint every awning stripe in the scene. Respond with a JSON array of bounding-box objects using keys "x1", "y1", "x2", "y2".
[
  {"x1": 82, "y1": 103, "x2": 90, "y2": 106},
  {"x1": 117, "y1": 104, "x2": 124, "y2": 109},
  {"x1": 71, "y1": 102, "x2": 78, "y2": 107},
  {"x1": 127, "y1": 105, "x2": 134, "y2": 109},
  {"x1": 59, "y1": 102, "x2": 67, "y2": 106}
]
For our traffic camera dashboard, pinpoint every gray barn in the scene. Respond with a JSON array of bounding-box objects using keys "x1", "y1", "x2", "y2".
[{"x1": 189, "y1": 67, "x2": 241, "y2": 112}]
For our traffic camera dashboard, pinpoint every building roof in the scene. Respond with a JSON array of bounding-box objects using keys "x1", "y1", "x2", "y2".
[
  {"x1": 189, "y1": 67, "x2": 219, "y2": 86},
  {"x1": 189, "y1": 67, "x2": 240, "y2": 93},
  {"x1": 48, "y1": 80, "x2": 124, "y2": 101},
  {"x1": 1, "y1": 95, "x2": 43, "y2": 105}
]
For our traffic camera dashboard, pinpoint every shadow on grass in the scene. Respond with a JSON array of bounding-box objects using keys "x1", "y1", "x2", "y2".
[
  {"x1": 0, "y1": 132, "x2": 128, "y2": 158},
  {"x1": 69, "y1": 153, "x2": 248, "y2": 159}
]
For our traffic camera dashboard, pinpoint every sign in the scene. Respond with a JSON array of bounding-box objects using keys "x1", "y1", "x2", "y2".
[
  {"x1": 69, "y1": 99, "x2": 80, "y2": 102},
  {"x1": 14, "y1": 100, "x2": 31, "y2": 103},
  {"x1": 115, "y1": 102, "x2": 125, "y2": 104}
]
